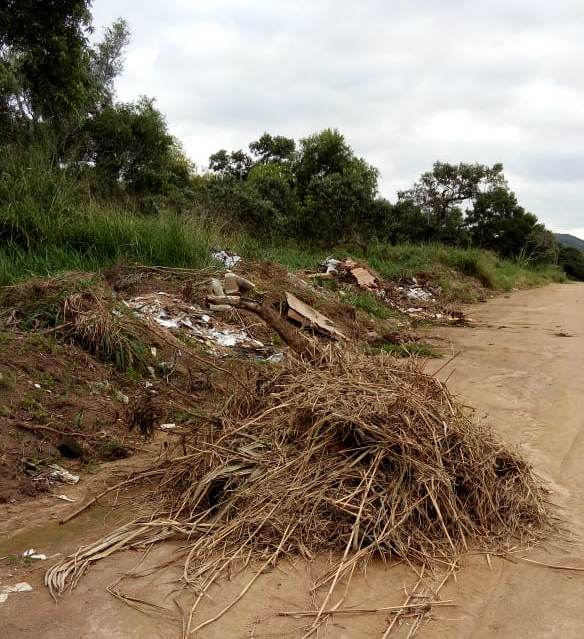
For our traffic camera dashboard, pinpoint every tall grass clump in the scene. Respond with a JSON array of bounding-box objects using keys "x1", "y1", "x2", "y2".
[
  {"x1": 0, "y1": 145, "x2": 218, "y2": 285},
  {"x1": 365, "y1": 243, "x2": 565, "y2": 291}
]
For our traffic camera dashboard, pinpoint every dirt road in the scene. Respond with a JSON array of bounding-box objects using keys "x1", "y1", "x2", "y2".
[
  {"x1": 420, "y1": 282, "x2": 584, "y2": 638},
  {"x1": 2, "y1": 282, "x2": 584, "y2": 638}
]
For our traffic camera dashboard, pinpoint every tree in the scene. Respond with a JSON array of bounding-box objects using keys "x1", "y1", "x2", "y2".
[
  {"x1": 84, "y1": 97, "x2": 192, "y2": 197},
  {"x1": 208, "y1": 149, "x2": 253, "y2": 180},
  {"x1": 0, "y1": 0, "x2": 95, "y2": 125},
  {"x1": 466, "y1": 188, "x2": 537, "y2": 257},
  {"x1": 398, "y1": 162, "x2": 507, "y2": 243},
  {"x1": 90, "y1": 18, "x2": 130, "y2": 108},
  {"x1": 249, "y1": 133, "x2": 295, "y2": 163},
  {"x1": 294, "y1": 129, "x2": 354, "y2": 198},
  {"x1": 399, "y1": 162, "x2": 506, "y2": 220},
  {"x1": 558, "y1": 246, "x2": 584, "y2": 280}
]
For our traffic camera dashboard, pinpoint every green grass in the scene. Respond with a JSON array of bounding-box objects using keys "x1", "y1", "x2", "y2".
[
  {"x1": 341, "y1": 289, "x2": 400, "y2": 320},
  {"x1": 372, "y1": 342, "x2": 441, "y2": 358},
  {"x1": 0, "y1": 146, "x2": 566, "y2": 294},
  {"x1": 364, "y1": 243, "x2": 565, "y2": 292}
]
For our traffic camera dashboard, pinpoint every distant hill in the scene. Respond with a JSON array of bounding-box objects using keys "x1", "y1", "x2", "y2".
[{"x1": 554, "y1": 233, "x2": 584, "y2": 252}]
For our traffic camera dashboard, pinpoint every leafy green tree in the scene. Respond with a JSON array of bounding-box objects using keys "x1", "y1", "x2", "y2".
[
  {"x1": 245, "y1": 162, "x2": 299, "y2": 231},
  {"x1": 294, "y1": 129, "x2": 355, "y2": 198},
  {"x1": 84, "y1": 97, "x2": 192, "y2": 197},
  {"x1": 466, "y1": 188, "x2": 538, "y2": 257},
  {"x1": 399, "y1": 162, "x2": 506, "y2": 220},
  {"x1": 249, "y1": 133, "x2": 295, "y2": 163},
  {"x1": 208, "y1": 149, "x2": 253, "y2": 180},
  {"x1": 0, "y1": 0, "x2": 94, "y2": 125},
  {"x1": 90, "y1": 18, "x2": 130, "y2": 108},
  {"x1": 558, "y1": 246, "x2": 584, "y2": 280}
]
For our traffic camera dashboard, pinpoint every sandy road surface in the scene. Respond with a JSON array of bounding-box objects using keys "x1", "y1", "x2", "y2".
[
  {"x1": 2, "y1": 282, "x2": 584, "y2": 638},
  {"x1": 422, "y1": 282, "x2": 584, "y2": 638}
]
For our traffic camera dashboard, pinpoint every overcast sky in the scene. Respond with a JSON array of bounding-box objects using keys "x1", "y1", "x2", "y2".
[{"x1": 92, "y1": 0, "x2": 584, "y2": 237}]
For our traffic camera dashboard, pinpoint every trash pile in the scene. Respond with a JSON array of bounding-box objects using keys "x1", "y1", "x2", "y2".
[
  {"x1": 47, "y1": 348, "x2": 550, "y2": 634},
  {"x1": 205, "y1": 270, "x2": 348, "y2": 342},
  {"x1": 315, "y1": 257, "x2": 471, "y2": 324},
  {"x1": 125, "y1": 291, "x2": 280, "y2": 359}
]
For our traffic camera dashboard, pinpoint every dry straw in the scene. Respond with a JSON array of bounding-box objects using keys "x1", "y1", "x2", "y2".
[{"x1": 46, "y1": 346, "x2": 552, "y2": 634}]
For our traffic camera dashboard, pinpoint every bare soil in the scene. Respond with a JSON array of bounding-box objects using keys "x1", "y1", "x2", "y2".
[{"x1": 3, "y1": 282, "x2": 583, "y2": 638}]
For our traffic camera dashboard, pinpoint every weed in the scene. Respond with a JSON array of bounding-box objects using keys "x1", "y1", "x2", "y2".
[
  {"x1": 73, "y1": 410, "x2": 85, "y2": 429},
  {"x1": 341, "y1": 289, "x2": 399, "y2": 320},
  {"x1": 375, "y1": 342, "x2": 441, "y2": 358},
  {"x1": 3, "y1": 554, "x2": 33, "y2": 569},
  {"x1": 0, "y1": 371, "x2": 16, "y2": 390}
]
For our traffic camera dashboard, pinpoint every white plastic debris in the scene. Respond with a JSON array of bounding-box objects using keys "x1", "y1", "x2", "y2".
[
  {"x1": 114, "y1": 390, "x2": 129, "y2": 404},
  {"x1": 405, "y1": 287, "x2": 433, "y2": 302},
  {"x1": 160, "y1": 423, "x2": 177, "y2": 430},
  {"x1": 54, "y1": 494, "x2": 76, "y2": 502},
  {"x1": 33, "y1": 383, "x2": 42, "y2": 389},
  {"x1": 321, "y1": 257, "x2": 342, "y2": 275},
  {"x1": 126, "y1": 293, "x2": 271, "y2": 357},
  {"x1": 212, "y1": 250, "x2": 242, "y2": 269},
  {"x1": 0, "y1": 582, "x2": 33, "y2": 604},
  {"x1": 22, "y1": 549, "x2": 47, "y2": 561},
  {"x1": 265, "y1": 352, "x2": 285, "y2": 364},
  {"x1": 48, "y1": 464, "x2": 80, "y2": 485}
]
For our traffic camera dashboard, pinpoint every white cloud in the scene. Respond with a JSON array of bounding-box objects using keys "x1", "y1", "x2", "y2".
[{"x1": 91, "y1": 0, "x2": 584, "y2": 229}]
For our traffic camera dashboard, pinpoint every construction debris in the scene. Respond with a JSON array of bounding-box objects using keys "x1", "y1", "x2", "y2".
[
  {"x1": 126, "y1": 292, "x2": 277, "y2": 359},
  {"x1": 22, "y1": 549, "x2": 47, "y2": 561},
  {"x1": 211, "y1": 250, "x2": 242, "y2": 269},
  {"x1": 48, "y1": 465, "x2": 80, "y2": 485},
  {"x1": 286, "y1": 292, "x2": 348, "y2": 340},
  {"x1": 344, "y1": 258, "x2": 379, "y2": 290},
  {"x1": 318, "y1": 257, "x2": 379, "y2": 290}
]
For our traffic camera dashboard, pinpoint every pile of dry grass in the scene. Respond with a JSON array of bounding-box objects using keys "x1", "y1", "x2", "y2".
[
  {"x1": 2, "y1": 273, "x2": 151, "y2": 371},
  {"x1": 46, "y1": 348, "x2": 551, "y2": 633}
]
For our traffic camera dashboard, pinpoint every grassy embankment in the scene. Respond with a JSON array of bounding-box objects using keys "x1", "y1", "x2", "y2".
[{"x1": 0, "y1": 149, "x2": 565, "y2": 293}]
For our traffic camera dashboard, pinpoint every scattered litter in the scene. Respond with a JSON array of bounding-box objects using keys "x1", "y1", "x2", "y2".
[
  {"x1": 114, "y1": 390, "x2": 129, "y2": 405},
  {"x1": 212, "y1": 250, "x2": 241, "y2": 269},
  {"x1": 48, "y1": 464, "x2": 80, "y2": 485},
  {"x1": 265, "y1": 352, "x2": 285, "y2": 364},
  {"x1": 404, "y1": 286, "x2": 434, "y2": 302},
  {"x1": 160, "y1": 423, "x2": 177, "y2": 431},
  {"x1": 317, "y1": 257, "x2": 379, "y2": 290},
  {"x1": 286, "y1": 292, "x2": 348, "y2": 341},
  {"x1": 54, "y1": 494, "x2": 76, "y2": 503},
  {"x1": 127, "y1": 292, "x2": 280, "y2": 359},
  {"x1": 150, "y1": 346, "x2": 157, "y2": 357},
  {"x1": 22, "y1": 549, "x2": 47, "y2": 561},
  {"x1": 33, "y1": 383, "x2": 42, "y2": 389},
  {"x1": 0, "y1": 582, "x2": 32, "y2": 604},
  {"x1": 344, "y1": 259, "x2": 379, "y2": 290},
  {"x1": 321, "y1": 257, "x2": 342, "y2": 276}
]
